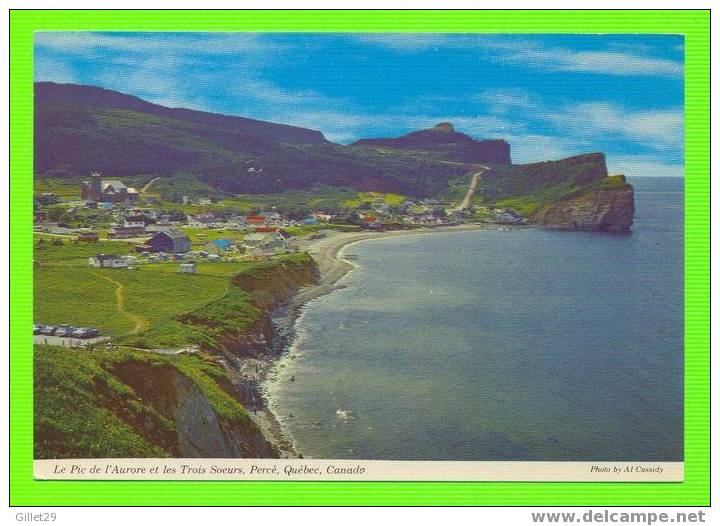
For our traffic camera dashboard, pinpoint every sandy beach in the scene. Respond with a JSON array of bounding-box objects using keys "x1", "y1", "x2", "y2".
[{"x1": 290, "y1": 224, "x2": 493, "y2": 307}]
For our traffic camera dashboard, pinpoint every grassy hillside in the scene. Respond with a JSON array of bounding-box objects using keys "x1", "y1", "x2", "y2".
[
  {"x1": 34, "y1": 345, "x2": 257, "y2": 458},
  {"x1": 122, "y1": 253, "x2": 316, "y2": 350},
  {"x1": 35, "y1": 82, "x2": 471, "y2": 196},
  {"x1": 33, "y1": 236, "x2": 233, "y2": 336}
]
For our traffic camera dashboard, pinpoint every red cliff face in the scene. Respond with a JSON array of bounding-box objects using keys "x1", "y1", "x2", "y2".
[{"x1": 530, "y1": 186, "x2": 635, "y2": 232}]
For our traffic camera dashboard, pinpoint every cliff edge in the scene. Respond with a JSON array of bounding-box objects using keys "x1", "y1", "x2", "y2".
[
  {"x1": 530, "y1": 176, "x2": 635, "y2": 232},
  {"x1": 477, "y1": 153, "x2": 635, "y2": 232}
]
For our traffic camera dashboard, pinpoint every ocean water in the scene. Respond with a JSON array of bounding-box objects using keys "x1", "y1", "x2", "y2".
[{"x1": 266, "y1": 177, "x2": 684, "y2": 461}]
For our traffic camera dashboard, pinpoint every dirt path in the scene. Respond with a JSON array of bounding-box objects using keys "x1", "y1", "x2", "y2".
[
  {"x1": 93, "y1": 273, "x2": 149, "y2": 334},
  {"x1": 453, "y1": 166, "x2": 488, "y2": 211}
]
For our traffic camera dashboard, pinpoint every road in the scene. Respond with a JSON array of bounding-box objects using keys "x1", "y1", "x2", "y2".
[
  {"x1": 453, "y1": 166, "x2": 488, "y2": 211},
  {"x1": 141, "y1": 177, "x2": 161, "y2": 193}
]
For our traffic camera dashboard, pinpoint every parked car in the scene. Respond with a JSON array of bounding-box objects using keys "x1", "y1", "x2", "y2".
[
  {"x1": 71, "y1": 327, "x2": 100, "y2": 339},
  {"x1": 33, "y1": 324, "x2": 46, "y2": 335},
  {"x1": 54, "y1": 325, "x2": 75, "y2": 337},
  {"x1": 39, "y1": 325, "x2": 57, "y2": 336}
]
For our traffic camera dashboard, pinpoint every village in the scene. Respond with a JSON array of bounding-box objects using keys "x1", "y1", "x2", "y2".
[{"x1": 33, "y1": 172, "x2": 526, "y2": 346}]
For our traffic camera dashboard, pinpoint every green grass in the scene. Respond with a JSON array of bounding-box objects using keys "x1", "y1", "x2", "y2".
[
  {"x1": 142, "y1": 261, "x2": 256, "y2": 277},
  {"x1": 34, "y1": 266, "x2": 136, "y2": 334},
  {"x1": 591, "y1": 174, "x2": 631, "y2": 190},
  {"x1": 494, "y1": 175, "x2": 632, "y2": 216},
  {"x1": 34, "y1": 214, "x2": 315, "y2": 347},
  {"x1": 113, "y1": 269, "x2": 230, "y2": 330},
  {"x1": 34, "y1": 345, "x2": 253, "y2": 458},
  {"x1": 34, "y1": 345, "x2": 173, "y2": 458},
  {"x1": 108, "y1": 349, "x2": 251, "y2": 424},
  {"x1": 34, "y1": 234, "x2": 134, "y2": 264},
  {"x1": 282, "y1": 223, "x2": 360, "y2": 237},
  {"x1": 33, "y1": 177, "x2": 83, "y2": 200},
  {"x1": 343, "y1": 191, "x2": 407, "y2": 207},
  {"x1": 178, "y1": 227, "x2": 245, "y2": 245},
  {"x1": 33, "y1": 264, "x2": 230, "y2": 336},
  {"x1": 123, "y1": 253, "x2": 315, "y2": 350}
]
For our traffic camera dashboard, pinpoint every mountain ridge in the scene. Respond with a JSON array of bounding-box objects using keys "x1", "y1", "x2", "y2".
[
  {"x1": 34, "y1": 82, "x2": 634, "y2": 230},
  {"x1": 351, "y1": 121, "x2": 511, "y2": 164}
]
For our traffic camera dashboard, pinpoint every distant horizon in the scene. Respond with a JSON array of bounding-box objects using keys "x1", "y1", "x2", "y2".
[{"x1": 34, "y1": 32, "x2": 684, "y2": 177}]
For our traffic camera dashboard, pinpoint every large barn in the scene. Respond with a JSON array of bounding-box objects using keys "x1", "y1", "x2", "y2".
[{"x1": 145, "y1": 229, "x2": 191, "y2": 253}]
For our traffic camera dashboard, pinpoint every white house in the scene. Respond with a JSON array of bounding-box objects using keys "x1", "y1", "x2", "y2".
[
  {"x1": 178, "y1": 262, "x2": 196, "y2": 274},
  {"x1": 243, "y1": 231, "x2": 293, "y2": 256},
  {"x1": 188, "y1": 214, "x2": 223, "y2": 229},
  {"x1": 88, "y1": 254, "x2": 129, "y2": 268}
]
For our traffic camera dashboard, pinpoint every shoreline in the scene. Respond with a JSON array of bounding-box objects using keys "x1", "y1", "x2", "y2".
[
  {"x1": 250, "y1": 223, "x2": 501, "y2": 458},
  {"x1": 293, "y1": 223, "x2": 500, "y2": 306}
]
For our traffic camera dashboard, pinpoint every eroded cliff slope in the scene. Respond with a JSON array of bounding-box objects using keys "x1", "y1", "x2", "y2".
[{"x1": 34, "y1": 346, "x2": 277, "y2": 458}]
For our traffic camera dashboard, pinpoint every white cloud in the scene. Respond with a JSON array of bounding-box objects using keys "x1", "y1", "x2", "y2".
[
  {"x1": 34, "y1": 32, "x2": 281, "y2": 58},
  {"x1": 34, "y1": 57, "x2": 77, "y2": 83},
  {"x1": 352, "y1": 34, "x2": 683, "y2": 78},
  {"x1": 546, "y1": 102, "x2": 684, "y2": 151},
  {"x1": 473, "y1": 88, "x2": 539, "y2": 114},
  {"x1": 506, "y1": 47, "x2": 683, "y2": 78},
  {"x1": 476, "y1": 37, "x2": 683, "y2": 78},
  {"x1": 502, "y1": 134, "x2": 591, "y2": 164}
]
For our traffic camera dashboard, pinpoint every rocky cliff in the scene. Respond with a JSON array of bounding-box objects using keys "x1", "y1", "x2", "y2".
[
  {"x1": 476, "y1": 153, "x2": 635, "y2": 231},
  {"x1": 110, "y1": 359, "x2": 277, "y2": 458},
  {"x1": 530, "y1": 177, "x2": 635, "y2": 232},
  {"x1": 34, "y1": 345, "x2": 277, "y2": 458}
]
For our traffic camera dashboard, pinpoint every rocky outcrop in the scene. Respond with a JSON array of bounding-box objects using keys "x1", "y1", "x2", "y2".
[{"x1": 530, "y1": 185, "x2": 635, "y2": 232}]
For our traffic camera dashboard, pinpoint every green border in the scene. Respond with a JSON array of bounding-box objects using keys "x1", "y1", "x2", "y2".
[{"x1": 10, "y1": 10, "x2": 710, "y2": 506}]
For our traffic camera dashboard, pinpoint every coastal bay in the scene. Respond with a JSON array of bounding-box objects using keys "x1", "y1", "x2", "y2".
[{"x1": 264, "y1": 177, "x2": 683, "y2": 461}]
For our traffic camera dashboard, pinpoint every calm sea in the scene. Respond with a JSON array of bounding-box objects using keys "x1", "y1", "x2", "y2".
[{"x1": 266, "y1": 177, "x2": 683, "y2": 461}]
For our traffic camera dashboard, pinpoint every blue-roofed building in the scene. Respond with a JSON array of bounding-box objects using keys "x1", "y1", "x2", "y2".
[{"x1": 205, "y1": 239, "x2": 234, "y2": 255}]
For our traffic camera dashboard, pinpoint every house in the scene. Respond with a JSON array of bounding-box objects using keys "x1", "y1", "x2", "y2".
[
  {"x1": 77, "y1": 232, "x2": 99, "y2": 243},
  {"x1": 302, "y1": 216, "x2": 319, "y2": 225},
  {"x1": 88, "y1": 254, "x2": 129, "y2": 268},
  {"x1": 146, "y1": 229, "x2": 191, "y2": 253},
  {"x1": 108, "y1": 225, "x2": 147, "y2": 239},
  {"x1": 495, "y1": 210, "x2": 525, "y2": 224},
  {"x1": 188, "y1": 214, "x2": 223, "y2": 229},
  {"x1": 254, "y1": 226, "x2": 278, "y2": 233},
  {"x1": 123, "y1": 215, "x2": 149, "y2": 228},
  {"x1": 312, "y1": 212, "x2": 333, "y2": 222},
  {"x1": 205, "y1": 239, "x2": 233, "y2": 255},
  {"x1": 242, "y1": 233, "x2": 267, "y2": 247},
  {"x1": 227, "y1": 216, "x2": 248, "y2": 230},
  {"x1": 178, "y1": 262, "x2": 196, "y2": 274},
  {"x1": 265, "y1": 211, "x2": 282, "y2": 221},
  {"x1": 246, "y1": 215, "x2": 268, "y2": 226},
  {"x1": 80, "y1": 172, "x2": 139, "y2": 203},
  {"x1": 244, "y1": 230, "x2": 293, "y2": 256}
]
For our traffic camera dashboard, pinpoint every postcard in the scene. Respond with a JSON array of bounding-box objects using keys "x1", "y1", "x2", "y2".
[{"x1": 30, "y1": 31, "x2": 685, "y2": 482}]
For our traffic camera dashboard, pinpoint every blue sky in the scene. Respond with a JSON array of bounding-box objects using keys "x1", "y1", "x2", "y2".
[{"x1": 35, "y1": 32, "x2": 684, "y2": 177}]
